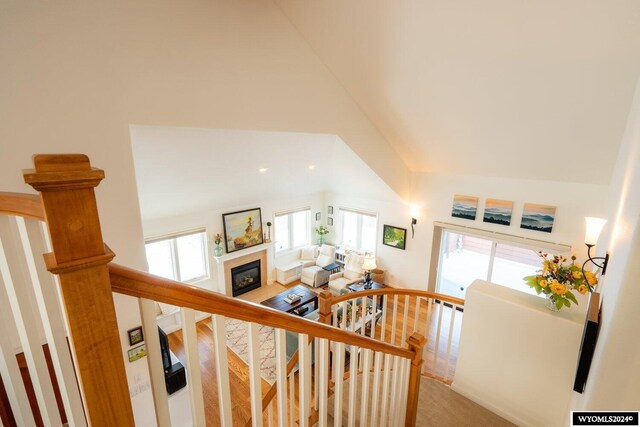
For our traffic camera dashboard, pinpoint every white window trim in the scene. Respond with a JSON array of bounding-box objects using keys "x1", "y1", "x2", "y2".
[
  {"x1": 145, "y1": 228, "x2": 209, "y2": 283},
  {"x1": 274, "y1": 207, "x2": 311, "y2": 252},
  {"x1": 338, "y1": 207, "x2": 378, "y2": 254}
]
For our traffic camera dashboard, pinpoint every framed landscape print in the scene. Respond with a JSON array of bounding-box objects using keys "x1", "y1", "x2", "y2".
[
  {"x1": 382, "y1": 225, "x2": 407, "y2": 250},
  {"x1": 451, "y1": 195, "x2": 478, "y2": 220},
  {"x1": 127, "y1": 326, "x2": 144, "y2": 346},
  {"x1": 521, "y1": 203, "x2": 556, "y2": 233},
  {"x1": 223, "y1": 208, "x2": 263, "y2": 253},
  {"x1": 483, "y1": 199, "x2": 513, "y2": 226}
]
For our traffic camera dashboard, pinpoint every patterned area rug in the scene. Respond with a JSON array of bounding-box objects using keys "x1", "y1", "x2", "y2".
[{"x1": 225, "y1": 318, "x2": 277, "y2": 384}]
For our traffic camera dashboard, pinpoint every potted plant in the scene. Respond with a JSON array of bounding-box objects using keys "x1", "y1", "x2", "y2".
[
  {"x1": 265, "y1": 221, "x2": 272, "y2": 242},
  {"x1": 524, "y1": 252, "x2": 598, "y2": 311},
  {"x1": 315, "y1": 225, "x2": 329, "y2": 245},
  {"x1": 212, "y1": 233, "x2": 224, "y2": 257}
]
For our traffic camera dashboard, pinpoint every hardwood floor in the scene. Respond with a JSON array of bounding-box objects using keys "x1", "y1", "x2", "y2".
[{"x1": 166, "y1": 280, "x2": 463, "y2": 425}]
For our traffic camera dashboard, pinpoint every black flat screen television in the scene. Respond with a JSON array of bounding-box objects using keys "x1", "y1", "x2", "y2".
[{"x1": 158, "y1": 326, "x2": 171, "y2": 372}]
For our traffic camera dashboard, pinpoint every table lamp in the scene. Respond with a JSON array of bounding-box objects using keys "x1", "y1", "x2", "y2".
[{"x1": 362, "y1": 255, "x2": 377, "y2": 288}]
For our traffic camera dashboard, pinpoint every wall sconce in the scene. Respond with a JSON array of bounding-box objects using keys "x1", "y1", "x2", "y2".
[
  {"x1": 582, "y1": 217, "x2": 610, "y2": 276},
  {"x1": 411, "y1": 218, "x2": 417, "y2": 239}
]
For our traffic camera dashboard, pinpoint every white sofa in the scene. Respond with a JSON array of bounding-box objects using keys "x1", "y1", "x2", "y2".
[
  {"x1": 301, "y1": 244, "x2": 336, "y2": 288},
  {"x1": 328, "y1": 252, "x2": 365, "y2": 296}
]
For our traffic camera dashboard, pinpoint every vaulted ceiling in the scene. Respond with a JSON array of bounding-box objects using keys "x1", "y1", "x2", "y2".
[{"x1": 275, "y1": 0, "x2": 640, "y2": 185}]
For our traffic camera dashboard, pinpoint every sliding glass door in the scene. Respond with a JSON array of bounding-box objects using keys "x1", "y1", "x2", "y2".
[{"x1": 435, "y1": 229, "x2": 546, "y2": 299}]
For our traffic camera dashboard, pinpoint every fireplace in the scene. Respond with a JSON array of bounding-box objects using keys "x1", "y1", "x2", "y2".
[{"x1": 231, "y1": 260, "x2": 261, "y2": 297}]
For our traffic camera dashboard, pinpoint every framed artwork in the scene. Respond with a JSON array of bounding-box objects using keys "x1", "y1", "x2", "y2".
[
  {"x1": 328, "y1": 217, "x2": 334, "y2": 226},
  {"x1": 521, "y1": 203, "x2": 556, "y2": 233},
  {"x1": 382, "y1": 225, "x2": 407, "y2": 250},
  {"x1": 483, "y1": 199, "x2": 513, "y2": 226},
  {"x1": 328, "y1": 206, "x2": 334, "y2": 215},
  {"x1": 128, "y1": 344, "x2": 147, "y2": 362},
  {"x1": 223, "y1": 208, "x2": 263, "y2": 253},
  {"x1": 127, "y1": 326, "x2": 144, "y2": 346},
  {"x1": 315, "y1": 212, "x2": 321, "y2": 221},
  {"x1": 451, "y1": 195, "x2": 478, "y2": 220}
]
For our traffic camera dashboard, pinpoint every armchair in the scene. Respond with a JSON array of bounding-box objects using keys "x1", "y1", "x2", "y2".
[
  {"x1": 328, "y1": 253, "x2": 365, "y2": 296},
  {"x1": 300, "y1": 244, "x2": 336, "y2": 288}
]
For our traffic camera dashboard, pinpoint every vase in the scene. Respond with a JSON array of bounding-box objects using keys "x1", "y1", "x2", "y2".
[
  {"x1": 317, "y1": 235, "x2": 325, "y2": 245},
  {"x1": 545, "y1": 294, "x2": 559, "y2": 312},
  {"x1": 213, "y1": 245, "x2": 223, "y2": 257}
]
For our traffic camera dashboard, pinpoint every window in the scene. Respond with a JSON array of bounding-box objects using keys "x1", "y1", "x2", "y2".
[
  {"x1": 145, "y1": 229, "x2": 208, "y2": 282},
  {"x1": 275, "y1": 209, "x2": 310, "y2": 252},
  {"x1": 339, "y1": 208, "x2": 377, "y2": 254},
  {"x1": 431, "y1": 224, "x2": 569, "y2": 299}
]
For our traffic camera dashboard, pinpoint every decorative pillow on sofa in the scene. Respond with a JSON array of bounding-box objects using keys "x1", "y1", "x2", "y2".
[{"x1": 300, "y1": 245, "x2": 318, "y2": 260}]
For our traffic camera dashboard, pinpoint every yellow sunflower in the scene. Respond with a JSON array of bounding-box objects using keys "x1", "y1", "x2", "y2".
[
  {"x1": 577, "y1": 285, "x2": 588, "y2": 295},
  {"x1": 585, "y1": 271, "x2": 598, "y2": 286},
  {"x1": 572, "y1": 271, "x2": 583, "y2": 279},
  {"x1": 550, "y1": 281, "x2": 568, "y2": 295},
  {"x1": 539, "y1": 279, "x2": 548, "y2": 288}
]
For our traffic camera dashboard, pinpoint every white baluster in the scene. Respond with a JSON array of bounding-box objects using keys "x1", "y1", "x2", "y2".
[
  {"x1": 347, "y1": 343, "x2": 358, "y2": 427},
  {"x1": 267, "y1": 401, "x2": 274, "y2": 427},
  {"x1": 0, "y1": 273, "x2": 36, "y2": 426},
  {"x1": 370, "y1": 351, "x2": 383, "y2": 426},
  {"x1": 371, "y1": 295, "x2": 378, "y2": 339},
  {"x1": 274, "y1": 328, "x2": 288, "y2": 427},
  {"x1": 247, "y1": 322, "x2": 263, "y2": 427},
  {"x1": 181, "y1": 308, "x2": 206, "y2": 426},
  {"x1": 379, "y1": 353, "x2": 392, "y2": 427},
  {"x1": 390, "y1": 295, "x2": 399, "y2": 345},
  {"x1": 444, "y1": 304, "x2": 458, "y2": 382},
  {"x1": 289, "y1": 368, "x2": 295, "y2": 427},
  {"x1": 332, "y1": 341, "x2": 345, "y2": 427},
  {"x1": 140, "y1": 298, "x2": 171, "y2": 427},
  {"x1": 380, "y1": 296, "x2": 389, "y2": 342},
  {"x1": 401, "y1": 295, "x2": 410, "y2": 344},
  {"x1": 212, "y1": 314, "x2": 233, "y2": 427},
  {"x1": 389, "y1": 356, "x2": 400, "y2": 426},
  {"x1": 318, "y1": 338, "x2": 329, "y2": 427},
  {"x1": 359, "y1": 348, "x2": 372, "y2": 426},
  {"x1": 432, "y1": 301, "x2": 445, "y2": 377},
  {"x1": 299, "y1": 333, "x2": 311, "y2": 427}
]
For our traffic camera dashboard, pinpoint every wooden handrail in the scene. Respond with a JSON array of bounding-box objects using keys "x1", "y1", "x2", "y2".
[
  {"x1": 108, "y1": 263, "x2": 414, "y2": 359},
  {"x1": 331, "y1": 288, "x2": 465, "y2": 307},
  {"x1": 0, "y1": 192, "x2": 44, "y2": 220}
]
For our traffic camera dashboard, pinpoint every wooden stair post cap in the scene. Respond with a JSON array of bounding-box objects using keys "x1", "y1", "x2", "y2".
[{"x1": 23, "y1": 154, "x2": 105, "y2": 190}]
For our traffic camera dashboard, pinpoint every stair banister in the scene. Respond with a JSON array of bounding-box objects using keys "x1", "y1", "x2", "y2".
[{"x1": 23, "y1": 154, "x2": 135, "y2": 425}]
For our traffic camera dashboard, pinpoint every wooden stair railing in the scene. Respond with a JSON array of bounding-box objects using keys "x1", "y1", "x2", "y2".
[{"x1": 2, "y1": 154, "x2": 429, "y2": 426}]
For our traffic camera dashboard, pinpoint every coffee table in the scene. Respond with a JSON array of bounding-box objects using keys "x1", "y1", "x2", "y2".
[
  {"x1": 261, "y1": 285, "x2": 318, "y2": 316},
  {"x1": 348, "y1": 281, "x2": 387, "y2": 310}
]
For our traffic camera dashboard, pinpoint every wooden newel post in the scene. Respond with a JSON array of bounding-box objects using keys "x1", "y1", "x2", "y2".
[
  {"x1": 318, "y1": 290, "x2": 333, "y2": 325},
  {"x1": 405, "y1": 332, "x2": 427, "y2": 427},
  {"x1": 23, "y1": 154, "x2": 135, "y2": 426}
]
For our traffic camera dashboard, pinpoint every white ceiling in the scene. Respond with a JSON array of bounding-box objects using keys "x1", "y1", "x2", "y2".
[
  {"x1": 130, "y1": 125, "x2": 400, "y2": 220},
  {"x1": 275, "y1": 0, "x2": 640, "y2": 184}
]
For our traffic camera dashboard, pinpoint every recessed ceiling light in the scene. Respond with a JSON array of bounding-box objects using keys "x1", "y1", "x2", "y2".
[
  {"x1": 259, "y1": 168, "x2": 268, "y2": 173},
  {"x1": 308, "y1": 165, "x2": 316, "y2": 170}
]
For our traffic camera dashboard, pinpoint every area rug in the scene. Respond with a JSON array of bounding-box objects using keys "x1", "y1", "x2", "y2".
[{"x1": 225, "y1": 318, "x2": 277, "y2": 384}]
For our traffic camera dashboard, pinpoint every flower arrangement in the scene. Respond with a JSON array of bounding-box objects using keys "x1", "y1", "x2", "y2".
[
  {"x1": 315, "y1": 225, "x2": 329, "y2": 236},
  {"x1": 524, "y1": 252, "x2": 598, "y2": 310},
  {"x1": 213, "y1": 233, "x2": 223, "y2": 246}
]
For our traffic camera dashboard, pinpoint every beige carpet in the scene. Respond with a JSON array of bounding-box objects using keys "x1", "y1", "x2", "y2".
[{"x1": 328, "y1": 374, "x2": 514, "y2": 427}]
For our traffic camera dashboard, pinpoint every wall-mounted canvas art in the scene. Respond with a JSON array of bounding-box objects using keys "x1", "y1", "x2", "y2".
[
  {"x1": 223, "y1": 208, "x2": 263, "y2": 253},
  {"x1": 382, "y1": 224, "x2": 407, "y2": 250},
  {"x1": 483, "y1": 199, "x2": 513, "y2": 226},
  {"x1": 521, "y1": 203, "x2": 556, "y2": 233},
  {"x1": 451, "y1": 195, "x2": 479, "y2": 220}
]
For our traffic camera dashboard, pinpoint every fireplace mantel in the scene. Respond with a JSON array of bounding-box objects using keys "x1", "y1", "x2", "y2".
[{"x1": 211, "y1": 242, "x2": 275, "y2": 295}]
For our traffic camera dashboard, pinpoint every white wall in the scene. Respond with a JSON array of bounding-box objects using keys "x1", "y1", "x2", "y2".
[
  {"x1": 324, "y1": 174, "x2": 607, "y2": 300},
  {"x1": 453, "y1": 281, "x2": 584, "y2": 427},
  {"x1": 576, "y1": 80, "x2": 640, "y2": 411},
  {"x1": 142, "y1": 193, "x2": 325, "y2": 291},
  {"x1": 0, "y1": 1, "x2": 407, "y2": 424}
]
